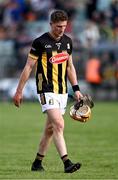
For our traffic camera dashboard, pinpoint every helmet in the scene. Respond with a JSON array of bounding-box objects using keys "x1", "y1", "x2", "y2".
[{"x1": 70, "y1": 104, "x2": 91, "y2": 122}]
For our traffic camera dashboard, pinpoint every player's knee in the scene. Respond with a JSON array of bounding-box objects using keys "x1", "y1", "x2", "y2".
[{"x1": 53, "y1": 121, "x2": 64, "y2": 133}]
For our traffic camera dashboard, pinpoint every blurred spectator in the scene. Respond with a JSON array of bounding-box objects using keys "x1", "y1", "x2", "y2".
[
  {"x1": 0, "y1": 26, "x2": 8, "y2": 40},
  {"x1": 63, "y1": 1, "x2": 77, "y2": 20},
  {"x1": 0, "y1": 1, "x2": 5, "y2": 23},
  {"x1": 15, "y1": 27, "x2": 31, "y2": 72},
  {"x1": 99, "y1": 13, "x2": 113, "y2": 41},
  {"x1": 29, "y1": 0, "x2": 54, "y2": 20},
  {"x1": 100, "y1": 52, "x2": 116, "y2": 88},
  {"x1": 80, "y1": 20, "x2": 100, "y2": 48},
  {"x1": 97, "y1": 0, "x2": 112, "y2": 12},
  {"x1": 110, "y1": 2, "x2": 118, "y2": 42},
  {"x1": 114, "y1": 59, "x2": 118, "y2": 99},
  {"x1": 54, "y1": 0, "x2": 77, "y2": 20},
  {"x1": 115, "y1": 58, "x2": 118, "y2": 83},
  {"x1": 85, "y1": 0, "x2": 98, "y2": 20},
  {"x1": 54, "y1": 0, "x2": 64, "y2": 10},
  {"x1": 111, "y1": 16, "x2": 118, "y2": 41},
  {"x1": 85, "y1": 54, "x2": 102, "y2": 86},
  {"x1": 85, "y1": 53, "x2": 102, "y2": 98},
  {"x1": 109, "y1": 0, "x2": 118, "y2": 26},
  {"x1": 0, "y1": 25, "x2": 16, "y2": 78},
  {"x1": 3, "y1": 0, "x2": 24, "y2": 27}
]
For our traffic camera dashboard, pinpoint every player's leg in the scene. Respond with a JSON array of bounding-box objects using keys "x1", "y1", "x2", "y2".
[
  {"x1": 47, "y1": 108, "x2": 67, "y2": 156},
  {"x1": 32, "y1": 93, "x2": 81, "y2": 173},
  {"x1": 47, "y1": 109, "x2": 81, "y2": 173},
  {"x1": 31, "y1": 118, "x2": 53, "y2": 171},
  {"x1": 38, "y1": 118, "x2": 53, "y2": 155}
]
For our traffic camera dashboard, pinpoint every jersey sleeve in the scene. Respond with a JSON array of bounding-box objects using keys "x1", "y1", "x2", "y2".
[
  {"x1": 69, "y1": 38, "x2": 73, "y2": 55},
  {"x1": 28, "y1": 38, "x2": 42, "y2": 60},
  {"x1": 67, "y1": 37, "x2": 73, "y2": 55}
]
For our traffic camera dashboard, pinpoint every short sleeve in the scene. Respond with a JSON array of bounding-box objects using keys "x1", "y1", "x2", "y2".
[
  {"x1": 69, "y1": 38, "x2": 73, "y2": 55},
  {"x1": 67, "y1": 37, "x2": 73, "y2": 55},
  {"x1": 28, "y1": 38, "x2": 42, "y2": 60}
]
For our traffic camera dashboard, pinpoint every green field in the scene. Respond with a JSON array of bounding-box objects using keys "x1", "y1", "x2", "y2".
[{"x1": 0, "y1": 101, "x2": 118, "y2": 179}]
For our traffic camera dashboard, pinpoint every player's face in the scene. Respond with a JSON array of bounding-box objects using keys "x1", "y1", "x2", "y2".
[{"x1": 50, "y1": 21, "x2": 67, "y2": 39}]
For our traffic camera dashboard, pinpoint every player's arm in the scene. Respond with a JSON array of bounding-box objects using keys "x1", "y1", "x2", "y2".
[
  {"x1": 67, "y1": 55, "x2": 83, "y2": 100},
  {"x1": 13, "y1": 57, "x2": 37, "y2": 107}
]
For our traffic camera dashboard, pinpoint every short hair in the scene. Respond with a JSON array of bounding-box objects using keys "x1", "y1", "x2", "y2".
[{"x1": 50, "y1": 10, "x2": 68, "y2": 23}]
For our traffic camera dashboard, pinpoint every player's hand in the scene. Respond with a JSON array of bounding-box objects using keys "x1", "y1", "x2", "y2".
[
  {"x1": 13, "y1": 91, "x2": 23, "y2": 107},
  {"x1": 74, "y1": 91, "x2": 83, "y2": 102}
]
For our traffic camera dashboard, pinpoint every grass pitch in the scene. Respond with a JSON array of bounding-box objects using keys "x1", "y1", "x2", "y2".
[{"x1": 0, "y1": 101, "x2": 118, "y2": 179}]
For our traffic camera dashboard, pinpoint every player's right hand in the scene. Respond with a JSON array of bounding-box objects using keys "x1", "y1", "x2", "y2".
[{"x1": 13, "y1": 91, "x2": 23, "y2": 107}]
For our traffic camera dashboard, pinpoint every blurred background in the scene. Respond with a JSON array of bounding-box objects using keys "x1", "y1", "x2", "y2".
[{"x1": 0, "y1": 0, "x2": 118, "y2": 101}]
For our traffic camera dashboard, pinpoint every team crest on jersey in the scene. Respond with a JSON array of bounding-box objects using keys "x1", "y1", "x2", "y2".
[
  {"x1": 49, "y1": 99, "x2": 54, "y2": 105},
  {"x1": 67, "y1": 43, "x2": 70, "y2": 49},
  {"x1": 49, "y1": 52, "x2": 69, "y2": 64}
]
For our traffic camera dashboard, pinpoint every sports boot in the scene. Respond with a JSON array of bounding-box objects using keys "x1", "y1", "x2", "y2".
[
  {"x1": 64, "y1": 160, "x2": 81, "y2": 173},
  {"x1": 31, "y1": 159, "x2": 44, "y2": 171}
]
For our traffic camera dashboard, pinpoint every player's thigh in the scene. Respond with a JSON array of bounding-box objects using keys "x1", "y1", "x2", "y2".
[{"x1": 47, "y1": 108, "x2": 64, "y2": 129}]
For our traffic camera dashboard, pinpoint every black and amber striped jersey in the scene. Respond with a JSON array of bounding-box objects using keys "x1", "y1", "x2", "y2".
[{"x1": 28, "y1": 32, "x2": 72, "y2": 94}]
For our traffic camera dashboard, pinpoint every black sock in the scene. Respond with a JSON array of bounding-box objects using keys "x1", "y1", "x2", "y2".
[
  {"x1": 33, "y1": 153, "x2": 44, "y2": 167},
  {"x1": 61, "y1": 154, "x2": 73, "y2": 168},
  {"x1": 61, "y1": 154, "x2": 68, "y2": 162},
  {"x1": 36, "y1": 153, "x2": 44, "y2": 160}
]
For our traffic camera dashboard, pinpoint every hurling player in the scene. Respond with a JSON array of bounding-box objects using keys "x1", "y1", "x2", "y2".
[{"x1": 13, "y1": 10, "x2": 82, "y2": 173}]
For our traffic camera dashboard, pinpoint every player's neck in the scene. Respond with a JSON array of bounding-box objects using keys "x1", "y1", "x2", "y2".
[{"x1": 49, "y1": 31, "x2": 61, "y2": 41}]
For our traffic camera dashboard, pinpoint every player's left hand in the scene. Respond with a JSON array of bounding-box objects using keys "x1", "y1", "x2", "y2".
[{"x1": 74, "y1": 91, "x2": 83, "y2": 102}]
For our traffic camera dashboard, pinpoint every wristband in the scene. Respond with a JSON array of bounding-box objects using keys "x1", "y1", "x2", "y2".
[{"x1": 72, "y1": 85, "x2": 80, "y2": 92}]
